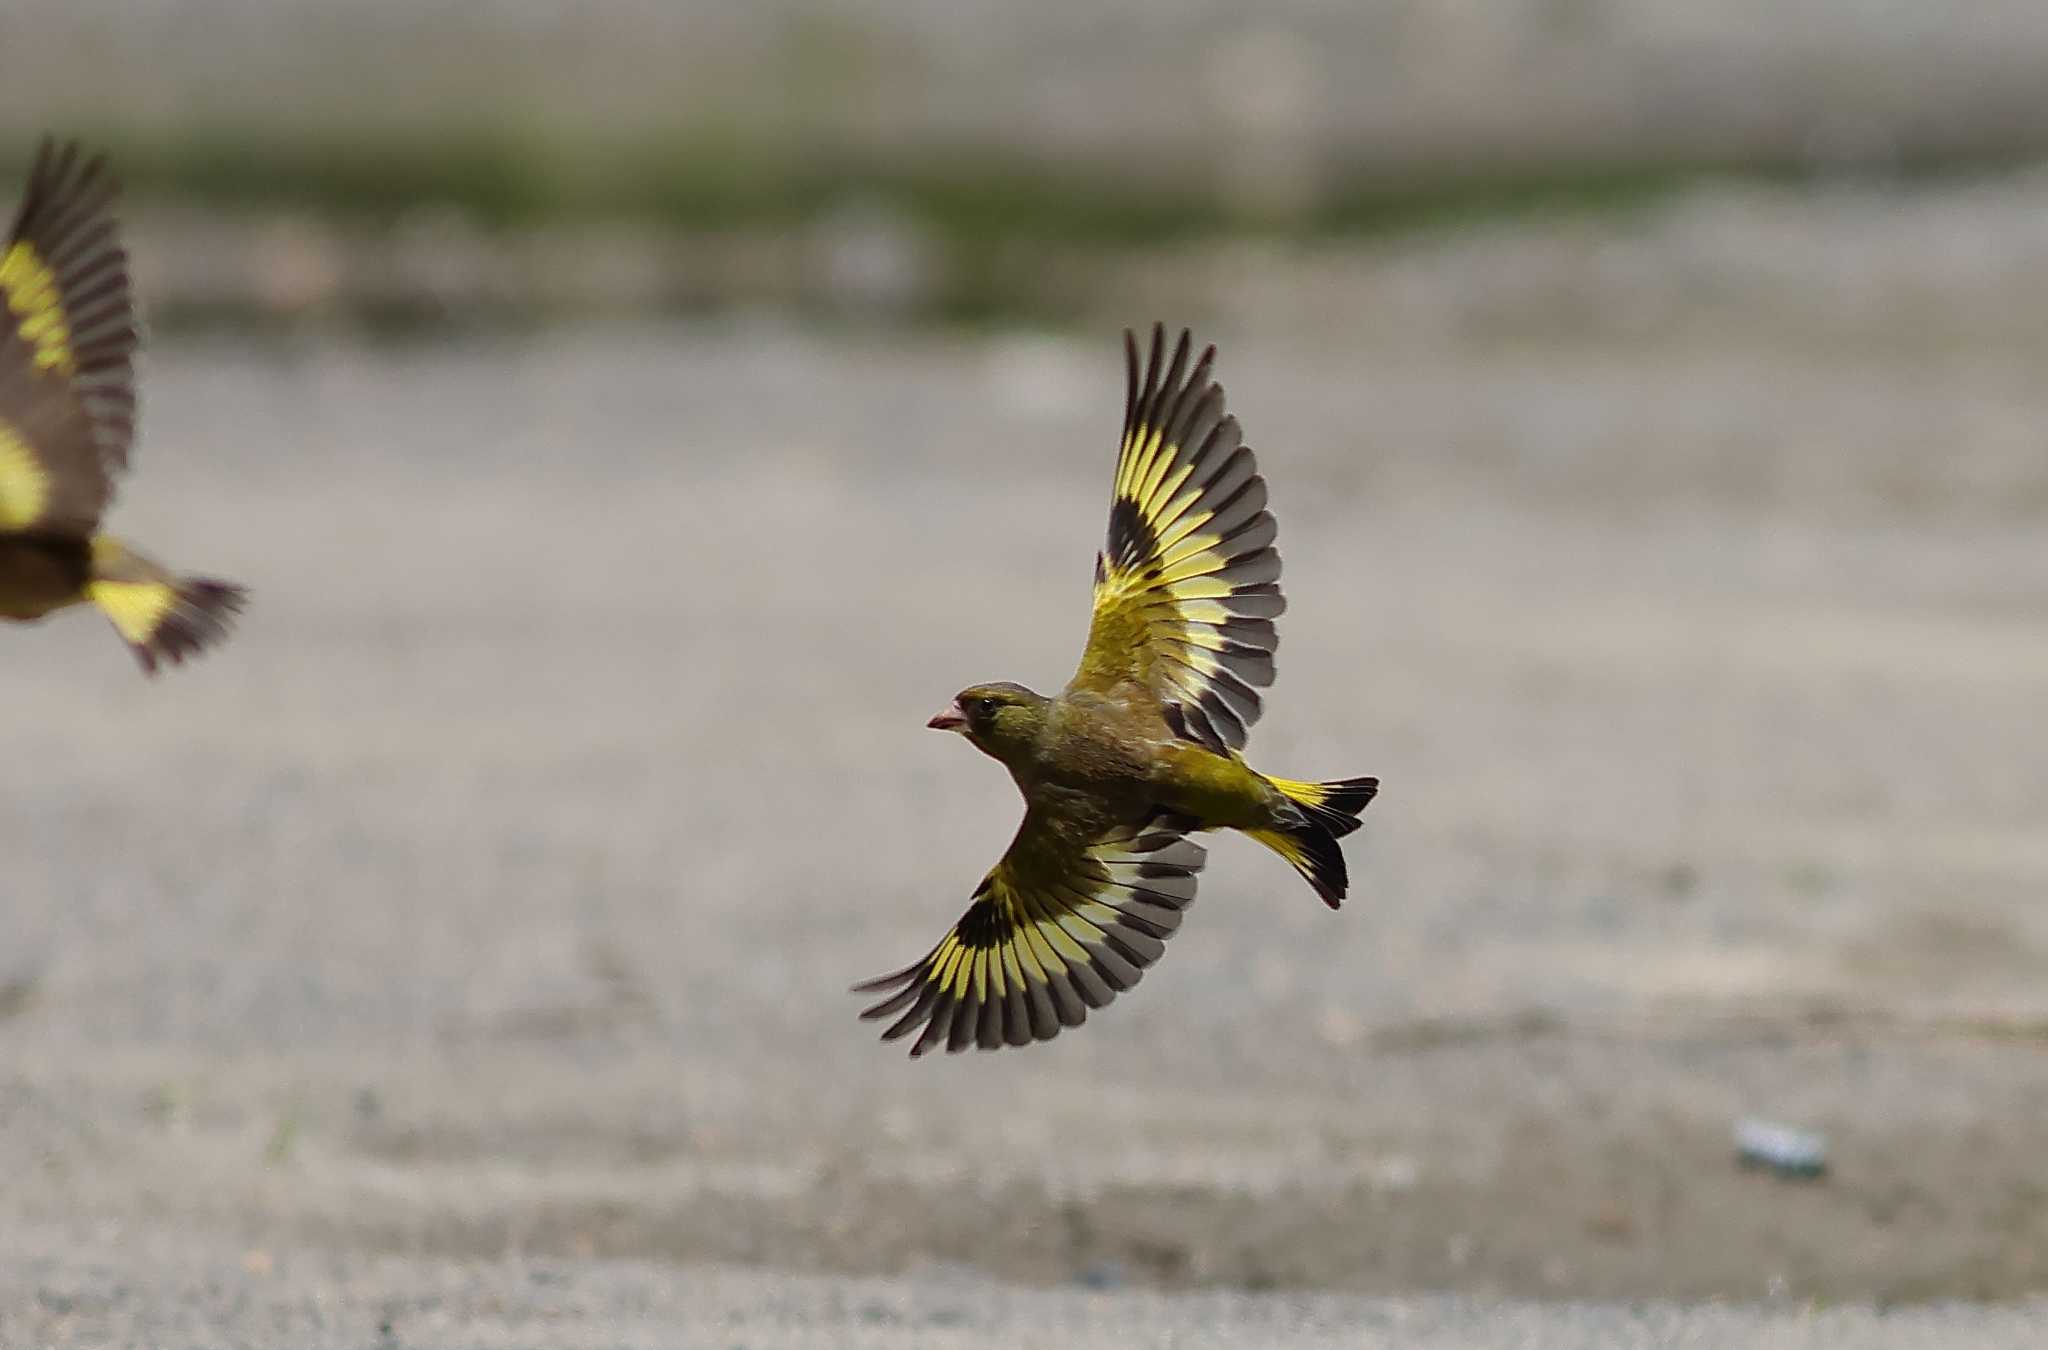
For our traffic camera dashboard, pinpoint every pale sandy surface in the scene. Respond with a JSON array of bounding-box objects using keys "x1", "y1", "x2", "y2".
[
  {"x1": 8, "y1": 1221, "x2": 2048, "y2": 1350},
  {"x1": 1, "y1": 295, "x2": 2045, "y2": 1343}
]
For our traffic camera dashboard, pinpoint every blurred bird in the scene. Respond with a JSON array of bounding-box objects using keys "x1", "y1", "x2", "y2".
[
  {"x1": 856, "y1": 324, "x2": 1378, "y2": 1056},
  {"x1": 0, "y1": 138, "x2": 244, "y2": 674}
]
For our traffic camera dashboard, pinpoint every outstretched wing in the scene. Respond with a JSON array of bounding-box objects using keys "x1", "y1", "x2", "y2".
[
  {"x1": 0, "y1": 138, "x2": 139, "y2": 510},
  {"x1": 853, "y1": 809, "x2": 1205, "y2": 1056},
  {"x1": 1067, "y1": 324, "x2": 1282, "y2": 753},
  {"x1": 0, "y1": 316, "x2": 106, "y2": 535}
]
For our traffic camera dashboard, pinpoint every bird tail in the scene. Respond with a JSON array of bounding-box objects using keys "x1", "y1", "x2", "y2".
[
  {"x1": 1267, "y1": 775, "x2": 1380, "y2": 838},
  {"x1": 1246, "y1": 774, "x2": 1380, "y2": 909},
  {"x1": 87, "y1": 536, "x2": 246, "y2": 675}
]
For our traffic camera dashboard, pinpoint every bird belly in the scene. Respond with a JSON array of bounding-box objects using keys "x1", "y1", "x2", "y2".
[{"x1": 0, "y1": 537, "x2": 89, "y2": 621}]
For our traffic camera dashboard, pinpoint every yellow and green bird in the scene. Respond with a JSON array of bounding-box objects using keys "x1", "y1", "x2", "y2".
[
  {"x1": 0, "y1": 137, "x2": 244, "y2": 673},
  {"x1": 855, "y1": 324, "x2": 1378, "y2": 1056}
]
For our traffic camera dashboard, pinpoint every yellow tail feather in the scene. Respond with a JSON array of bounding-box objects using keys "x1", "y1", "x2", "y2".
[
  {"x1": 88, "y1": 537, "x2": 245, "y2": 674},
  {"x1": 1267, "y1": 774, "x2": 1380, "y2": 838},
  {"x1": 1246, "y1": 823, "x2": 1349, "y2": 909},
  {"x1": 1249, "y1": 773, "x2": 1379, "y2": 908}
]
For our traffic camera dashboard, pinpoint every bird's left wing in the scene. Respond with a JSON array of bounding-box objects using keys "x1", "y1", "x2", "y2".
[
  {"x1": 854, "y1": 809, "x2": 1205, "y2": 1056},
  {"x1": 1066, "y1": 325, "x2": 1283, "y2": 753}
]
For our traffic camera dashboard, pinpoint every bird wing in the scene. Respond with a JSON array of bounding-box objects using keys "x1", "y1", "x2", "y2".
[
  {"x1": 1065, "y1": 324, "x2": 1282, "y2": 753},
  {"x1": 854, "y1": 807, "x2": 1206, "y2": 1056},
  {"x1": 0, "y1": 137, "x2": 139, "y2": 534},
  {"x1": 0, "y1": 293, "x2": 109, "y2": 536}
]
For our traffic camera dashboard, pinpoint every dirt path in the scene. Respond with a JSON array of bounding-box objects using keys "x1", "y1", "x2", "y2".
[{"x1": 1, "y1": 324, "x2": 2044, "y2": 1318}]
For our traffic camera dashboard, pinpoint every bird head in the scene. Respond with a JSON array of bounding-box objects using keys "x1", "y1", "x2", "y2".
[{"x1": 928, "y1": 681, "x2": 1048, "y2": 765}]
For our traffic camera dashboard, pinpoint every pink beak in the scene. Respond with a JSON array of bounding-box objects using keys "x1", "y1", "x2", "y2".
[{"x1": 927, "y1": 702, "x2": 966, "y2": 731}]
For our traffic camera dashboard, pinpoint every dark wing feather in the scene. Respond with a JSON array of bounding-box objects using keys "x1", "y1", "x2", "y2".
[
  {"x1": 1066, "y1": 324, "x2": 1283, "y2": 752},
  {"x1": 2, "y1": 137, "x2": 139, "y2": 481},
  {"x1": 0, "y1": 304, "x2": 108, "y2": 536},
  {"x1": 853, "y1": 810, "x2": 1205, "y2": 1056}
]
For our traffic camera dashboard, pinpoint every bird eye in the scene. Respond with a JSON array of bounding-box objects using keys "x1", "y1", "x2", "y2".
[{"x1": 972, "y1": 696, "x2": 996, "y2": 717}]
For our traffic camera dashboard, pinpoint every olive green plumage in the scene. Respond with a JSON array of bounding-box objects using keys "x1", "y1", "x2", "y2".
[{"x1": 855, "y1": 325, "x2": 1378, "y2": 1057}]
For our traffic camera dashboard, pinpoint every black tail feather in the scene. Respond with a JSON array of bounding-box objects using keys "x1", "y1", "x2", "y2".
[{"x1": 1270, "y1": 774, "x2": 1379, "y2": 839}]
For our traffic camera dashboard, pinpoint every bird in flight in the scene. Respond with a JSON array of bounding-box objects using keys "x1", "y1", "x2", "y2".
[
  {"x1": 0, "y1": 138, "x2": 244, "y2": 673},
  {"x1": 855, "y1": 324, "x2": 1377, "y2": 1056}
]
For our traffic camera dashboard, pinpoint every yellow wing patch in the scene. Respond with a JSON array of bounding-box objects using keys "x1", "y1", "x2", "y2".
[
  {"x1": 1071, "y1": 325, "x2": 1283, "y2": 752},
  {"x1": 3, "y1": 139, "x2": 140, "y2": 475},
  {"x1": 0, "y1": 242, "x2": 74, "y2": 376},
  {"x1": 0, "y1": 418, "x2": 51, "y2": 529},
  {"x1": 854, "y1": 814, "x2": 1205, "y2": 1056}
]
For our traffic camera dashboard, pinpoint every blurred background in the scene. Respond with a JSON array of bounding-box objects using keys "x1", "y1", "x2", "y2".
[{"x1": 4, "y1": 3, "x2": 2048, "y2": 1345}]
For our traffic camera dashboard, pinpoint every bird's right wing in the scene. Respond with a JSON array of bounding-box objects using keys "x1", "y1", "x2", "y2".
[
  {"x1": 853, "y1": 809, "x2": 1205, "y2": 1056},
  {"x1": 0, "y1": 139, "x2": 138, "y2": 536},
  {"x1": 4, "y1": 137, "x2": 139, "y2": 473},
  {"x1": 0, "y1": 305, "x2": 107, "y2": 535}
]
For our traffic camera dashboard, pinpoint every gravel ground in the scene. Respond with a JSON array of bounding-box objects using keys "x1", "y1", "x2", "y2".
[
  {"x1": 1, "y1": 291, "x2": 2045, "y2": 1341},
  {"x1": 9, "y1": 1221, "x2": 2048, "y2": 1350}
]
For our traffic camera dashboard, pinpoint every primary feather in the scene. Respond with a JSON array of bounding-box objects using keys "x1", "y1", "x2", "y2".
[
  {"x1": 1071, "y1": 326, "x2": 1283, "y2": 753},
  {"x1": 853, "y1": 811, "x2": 1204, "y2": 1055},
  {"x1": 0, "y1": 139, "x2": 133, "y2": 536}
]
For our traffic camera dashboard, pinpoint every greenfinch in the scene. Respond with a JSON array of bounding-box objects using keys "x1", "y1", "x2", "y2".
[
  {"x1": 857, "y1": 325, "x2": 1377, "y2": 1055},
  {"x1": 0, "y1": 138, "x2": 244, "y2": 673}
]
